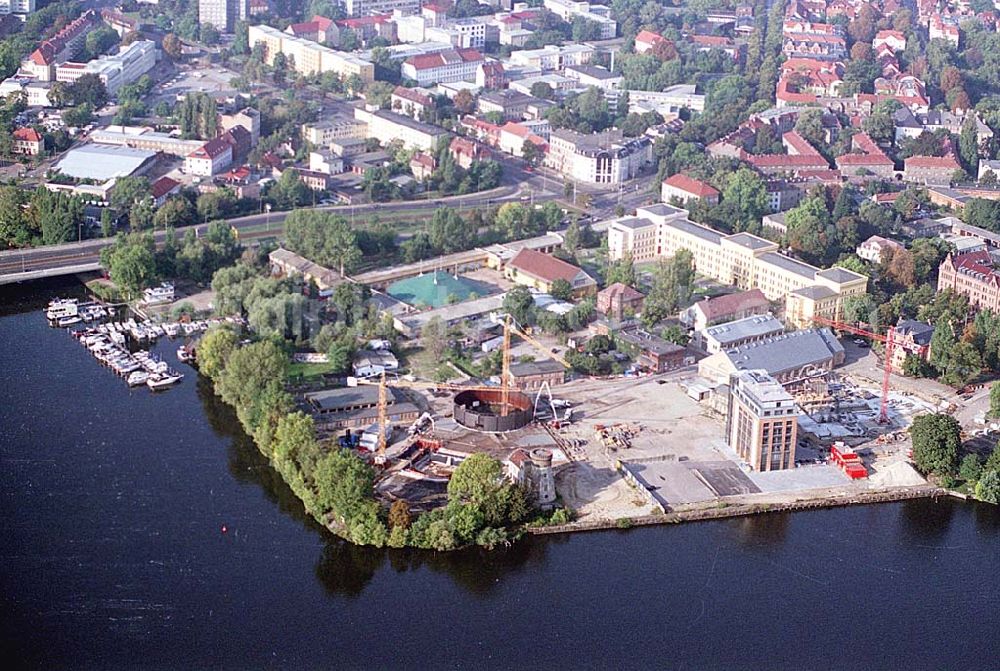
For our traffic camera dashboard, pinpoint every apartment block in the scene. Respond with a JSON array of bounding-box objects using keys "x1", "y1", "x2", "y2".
[
  {"x1": 247, "y1": 24, "x2": 374, "y2": 83},
  {"x1": 199, "y1": 0, "x2": 249, "y2": 33},
  {"x1": 301, "y1": 119, "x2": 367, "y2": 146},
  {"x1": 353, "y1": 107, "x2": 449, "y2": 152},
  {"x1": 545, "y1": 129, "x2": 652, "y2": 185},
  {"x1": 726, "y1": 370, "x2": 798, "y2": 472},
  {"x1": 342, "y1": 0, "x2": 419, "y2": 17}
]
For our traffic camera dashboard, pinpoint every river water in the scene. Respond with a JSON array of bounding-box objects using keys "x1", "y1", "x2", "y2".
[{"x1": 2, "y1": 280, "x2": 999, "y2": 670}]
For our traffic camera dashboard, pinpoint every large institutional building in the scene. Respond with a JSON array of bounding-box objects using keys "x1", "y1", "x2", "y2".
[
  {"x1": 726, "y1": 370, "x2": 798, "y2": 472},
  {"x1": 247, "y1": 24, "x2": 374, "y2": 83},
  {"x1": 606, "y1": 203, "x2": 868, "y2": 327}
]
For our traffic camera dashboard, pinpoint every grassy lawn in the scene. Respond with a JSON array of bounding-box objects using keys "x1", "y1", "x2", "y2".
[{"x1": 288, "y1": 360, "x2": 339, "y2": 381}]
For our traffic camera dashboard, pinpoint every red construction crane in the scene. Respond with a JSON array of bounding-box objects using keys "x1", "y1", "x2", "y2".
[{"x1": 812, "y1": 316, "x2": 898, "y2": 425}]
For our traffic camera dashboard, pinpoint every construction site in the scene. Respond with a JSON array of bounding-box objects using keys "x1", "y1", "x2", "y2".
[{"x1": 302, "y1": 307, "x2": 943, "y2": 525}]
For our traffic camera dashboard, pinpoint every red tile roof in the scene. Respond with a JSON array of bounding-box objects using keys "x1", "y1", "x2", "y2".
[
  {"x1": 150, "y1": 176, "x2": 180, "y2": 199},
  {"x1": 694, "y1": 289, "x2": 769, "y2": 321},
  {"x1": 635, "y1": 30, "x2": 665, "y2": 46},
  {"x1": 405, "y1": 48, "x2": 483, "y2": 71},
  {"x1": 508, "y1": 248, "x2": 585, "y2": 284},
  {"x1": 905, "y1": 155, "x2": 961, "y2": 169},
  {"x1": 663, "y1": 173, "x2": 720, "y2": 198},
  {"x1": 13, "y1": 127, "x2": 42, "y2": 143},
  {"x1": 599, "y1": 282, "x2": 644, "y2": 301},
  {"x1": 189, "y1": 138, "x2": 232, "y2": 160}
]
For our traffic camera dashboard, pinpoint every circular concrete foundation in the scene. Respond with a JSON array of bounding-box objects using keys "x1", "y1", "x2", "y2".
[{"x1": 453, "y1": 389, "x2": 533, "y2": 432}]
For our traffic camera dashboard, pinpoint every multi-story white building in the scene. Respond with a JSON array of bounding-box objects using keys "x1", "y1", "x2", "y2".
[
  {"x1": 301, "y1": 119, "x2": 367, "y2": 146},
  {"x1": 342, "y1": 0, "x2": 419, "y2": 17},
  {"x1": 400, "y1": 47, "x2": 484, "y2": 86},
  {"x1": 626, "y1": 85, "x2": 706, "y2": 114},
  {"x1": 199, "y1": 0, "x2": 249, "y2": 34},
  {"x1": 542, "y1": 0, "x2": 617, "y2": 39},
  {"x1": 605, "y1": 203, "x2": 868, "y2": 328},
  {"x1": 545, "y1": 129, "x2": 652, "y2": 185},
  {"x1": 185, "y1": 137, "x2": 233, "y2": 176},
  {"x1": 353, "y1": 107, "x2": 449, "y2": 152},
  {"x1": 91, "y1": 125, "x2": 204, "y2": 157},
  {"x1": 0, "y1": 0, "x2": 35, "y2": 16},
  {"x1": 508, "y1": 44, "x2": 594, "y2": 71},
  {"x1": 55, "y1": 40, "x2": 157, "y2": 97},
  {"x1": 0, "y1": 76, "x2": 52, "y2": 106},
  {"x1": 247, "y1": 24, "x2": 374, "y2": 83}
]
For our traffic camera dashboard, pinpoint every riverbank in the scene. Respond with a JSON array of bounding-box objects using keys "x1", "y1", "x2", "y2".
[{"x1": 528, "y1": 485, "x2": 949, "y2": 535}]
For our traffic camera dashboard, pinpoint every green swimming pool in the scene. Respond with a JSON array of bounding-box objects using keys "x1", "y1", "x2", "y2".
[{"x1": 387, "y1": 271, "x2": 497, "y2": 308}]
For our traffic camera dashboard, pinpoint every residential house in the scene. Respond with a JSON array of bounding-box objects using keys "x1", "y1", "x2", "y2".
[
  {"x1": 596, "y1": 282, "x2": 644, "y2": 320},
  {"x1": 661, "y1": 173, "x2": 720, "y2": 205},
  {"x1": 185, "y1": 137, "x2": 233, "y2": 176},
  {"x1": 890, "y1": 319, "x2": 934, "y2": 373},
  {"x1": 12, "y1": 127, "x2": 43, "y2": 156},
  {"x1": 449, "y1": 137, "x2": 489, "y2": 169},
  {"x1": 856, "y1": 235, "x2": 904, "y2": 264},
  {"x1": 681, "y1": 289, "x2": 772, "y2": 331},
  {"x1": 150, "y1": 176, "x2": 181, "y2": 206},
  {"x1": 390, "y1": 86, "x2": 435, "y2": 121}
]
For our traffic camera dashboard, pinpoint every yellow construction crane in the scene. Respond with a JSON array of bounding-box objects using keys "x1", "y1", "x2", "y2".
[{"x1": 360, "y1": 313, "x2": 573, "y2": 461}]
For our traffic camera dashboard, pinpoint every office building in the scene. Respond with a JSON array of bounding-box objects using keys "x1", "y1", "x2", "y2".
[
  {"x1": 55, "y1": 40, "x2": 157, "y2": 97},
  {"x1": 726, "y1": 370, "x2": 798, "y2": 472}
]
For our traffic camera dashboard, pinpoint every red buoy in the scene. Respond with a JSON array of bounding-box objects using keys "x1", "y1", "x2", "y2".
[{"x1": 221, "y1": 525, "x2": 228, "y2": 533}]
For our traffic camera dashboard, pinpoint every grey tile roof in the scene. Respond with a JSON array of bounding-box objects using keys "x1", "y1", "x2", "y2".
[
  {"x1": 815, "y1": 266, "x2": 867, "y2": 284},
  {"x1": 664, "y1": 217, "x2": 723, "y2": 245},
  {"x1": 726, "y1": 232, "x2": 776, "y2": 251},
  {"x1": 612, "y1": 216, "x2": 656, "y2": 230},
  {"x1": 723, "y1": 328, "x2": 843, "y2": 377},
  {"x1": 757, "y1": 251, "x2": 819, "y2": 279},
  {"x1": 703, "y1": 314, "x2": 784, "y2": 346}
]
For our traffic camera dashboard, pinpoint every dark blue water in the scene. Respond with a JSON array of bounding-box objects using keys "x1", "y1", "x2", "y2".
[{"x1": 2, "y1": 281, "x2": 999, "y2": 670}]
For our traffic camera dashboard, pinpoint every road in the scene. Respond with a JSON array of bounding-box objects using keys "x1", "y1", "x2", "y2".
[{"x1": 0, "y1": 182, "x2": 552, "y2": 284}]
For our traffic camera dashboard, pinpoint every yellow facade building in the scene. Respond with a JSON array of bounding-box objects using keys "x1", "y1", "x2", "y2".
[{"x1": 606, "y1": 203, "x2": 867, "y2": 327}]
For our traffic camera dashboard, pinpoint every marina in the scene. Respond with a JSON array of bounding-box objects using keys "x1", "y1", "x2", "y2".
[{"x1": 44, "y1": 296, "x2": 245, "y2": 391}]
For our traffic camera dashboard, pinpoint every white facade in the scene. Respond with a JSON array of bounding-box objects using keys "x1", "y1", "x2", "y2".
[
  {"x1": 0, "y1": 0, "x2": 35, "y2": 15},
  {"x1": 185, "y1": 140, "x2": 233, "y2": 176},
  {"x1": 546, "y1": 129, "x2": 652, "y2": 185},
  {"x1": 509, "y1": 44, "x2": 594, "y2": 71},
  {"x1": 353, "y1": 107, "x2": 448, "y2": 152},
  {"x1": 627, "y1": 85, "x2": 706, "y2": 114},
  {"x1": 247, "y1": 24, "x2": 375, "y2": 83},
  {"x1": 343, "y1": 0, "x2": 419, "y2": 16},
  {"x1": 400, "y1": 49, "x2": 483, "y2": 86},
  {"x1": 199, "y1": 0, "x2": 249, "y2": 33},
  {"x1": 542, "y1": 0, "x2": 616, "y2": 39},
  {"x1": 55, "y1": 40, "x2": 157, "y2": 97},
  {"x1": 0, "y1": 77, "x2": 51, "y2": 106}
]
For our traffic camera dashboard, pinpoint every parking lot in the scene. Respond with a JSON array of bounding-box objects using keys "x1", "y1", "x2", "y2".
[{"x1": 148, "y1": 66, "x2": 242, "y2": 107}]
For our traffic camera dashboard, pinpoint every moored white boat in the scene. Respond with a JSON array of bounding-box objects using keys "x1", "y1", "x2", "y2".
[
  {"x1": 147, "y1": 373, "x2": 183, "y2": 389},
  {"x1": 127, "y1": 371, "x2": 150, "y2": 386}
]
